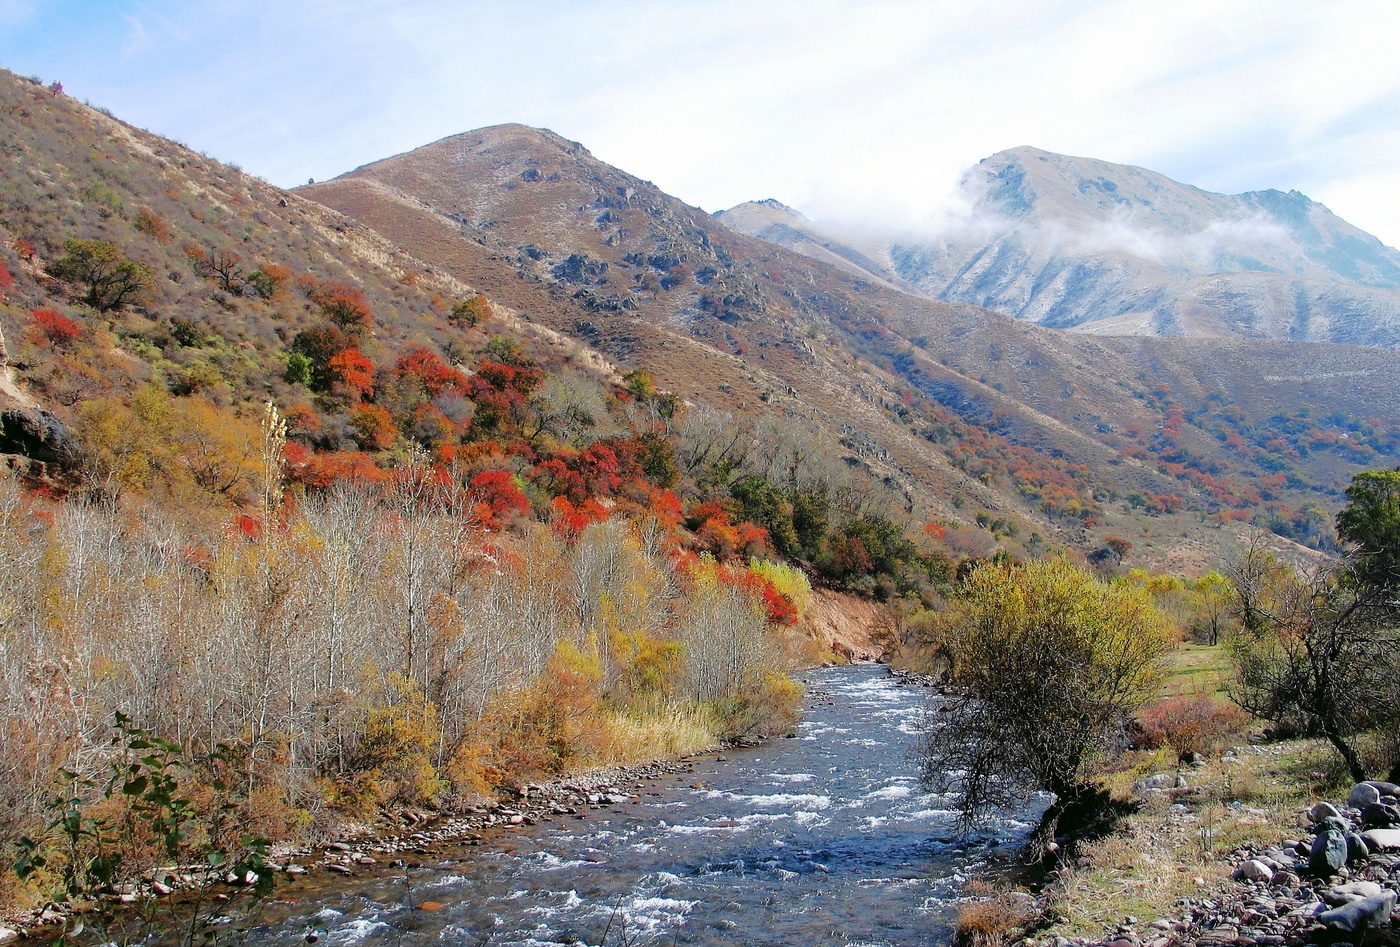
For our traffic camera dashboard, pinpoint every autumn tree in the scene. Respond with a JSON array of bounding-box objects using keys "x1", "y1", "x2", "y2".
[
  {"x1": 920, "y1": 558, "x2": 1172, "y2": 850},
  {"x1": 1229, "y1": 464, "x2": 1400, "y2": 782},
  {"x1": 188, "y1": 245, "x2": 246, "y2": 292},
  {"x1": 1227, "y1": 540, "x2": 1397, "y2": 782},
  {"x1": 308, "y1": 281, "x2": 374, "y2": 335},
  {"x1": 52, "y1": 238, "x2": 154, "y2": 312}
]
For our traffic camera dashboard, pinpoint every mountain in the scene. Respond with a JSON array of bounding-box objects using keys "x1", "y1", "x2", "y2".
[
  {"x1": 2, "y1": 67, "x2": 1398, "y2": 570},
  {"x1": 720, "y1": 147, "x2": 1400, "y2": 348},
  {"x1": 712, "y1": 199, "x2": 915, "y2": 293},
  {"x1": 299, "y1": 125, "x2": 1400, "y2": 566}
]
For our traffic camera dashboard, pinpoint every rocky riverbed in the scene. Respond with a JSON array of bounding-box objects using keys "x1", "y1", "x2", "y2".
[{"x1": 1036, "y1": 780, "x2": 1400, "y2": 947}]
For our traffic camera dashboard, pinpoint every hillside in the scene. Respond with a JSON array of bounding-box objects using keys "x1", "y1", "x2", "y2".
[
  {"x1": 301, "y1": 125, "x2": 1400, "y2": 565},
  {"x1": 720, "y1": 147, "x2": 1400, "y2": 348},
  {"x1": 0, "y1": 69, "x2": 1397, "y2": 567}
]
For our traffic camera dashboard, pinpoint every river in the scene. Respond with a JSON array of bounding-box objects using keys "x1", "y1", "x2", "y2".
[{"x1": 248, "y1": 665, "x2": 1041, "y2": 946}]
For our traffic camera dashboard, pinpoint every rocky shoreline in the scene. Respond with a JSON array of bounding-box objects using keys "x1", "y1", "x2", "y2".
[
  {"x1": 1034, "y1": 781, "x2": 1400, "y2": 947},
  {"x1": 0, "y1": 752, "x2": 725, "y2": 942}
]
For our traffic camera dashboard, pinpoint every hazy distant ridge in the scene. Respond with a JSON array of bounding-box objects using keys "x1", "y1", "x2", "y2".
[{"x1": 720, "y1": 147, "x2": 1400, "y2": 348}]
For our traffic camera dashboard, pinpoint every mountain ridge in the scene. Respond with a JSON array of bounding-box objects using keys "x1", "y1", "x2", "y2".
[
  {"x1": 718, "y1": 147, "x2": 1400, "y2": 347},
  {"x1": 300, "y1": 123, "x2": 1400, "y2": 566}
]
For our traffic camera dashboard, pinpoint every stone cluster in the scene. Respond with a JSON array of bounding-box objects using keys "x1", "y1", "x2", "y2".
[
  {"x1": 1064, "y1": 781, "x2": 1400, "y2": 947},
  {"x1": 0, "y1": 755, "x2": 705, "y2": 941}
]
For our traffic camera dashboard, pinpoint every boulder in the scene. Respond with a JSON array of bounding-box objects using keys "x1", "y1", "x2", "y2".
[
  {"x1": 0, "y1": 408, "x2": 75, "y2": 467},
  {"x1": 1364, "y1": 802, "x2": 1400, "y2": 828},
  {"x1": 1350, "y1": 782, "x2": 1383, "y2": 809},
  {"x1": 1366, "y1": 780, "x2": 1400, "y2": 798},
  {"x1": 1319, "y1": 815, "x2": 1350, "y2": 835},
  {"x1": 1318, "y1": 891, "x2": 1396, "y2": 933},
  {"x1": 1347, "y1": 832, "x2": 1371, "y2": 862},
  {"x1": 1236, "y1": 859, "x2": 1275, "y2": 883},
  {"x1": 1324, "y1": 881, "x2": 1385, "y2": 905},
  {"x1": 1309, "y1": 802, "x2": 1342, "y2": 823},
  {"x1": 1310, "y1": 828, "x2": 1349, "y2": 875},
  {"x1": 1362, "y1": 828, "x2": 1400, "y2": 851}
]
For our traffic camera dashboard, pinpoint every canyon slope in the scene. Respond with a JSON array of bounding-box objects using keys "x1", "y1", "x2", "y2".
[
  {"x1": 2, "y1": 66, "x2": 1397, "y2": 569},
  {"x1": 301, "y1": 126, "x2": 1400, "y2": 565}
]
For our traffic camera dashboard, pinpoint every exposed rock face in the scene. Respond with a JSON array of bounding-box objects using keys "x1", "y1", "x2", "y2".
[
  {"x1": 721, "y1": 147, "x2": 1400, "y2": 349},
  {"x1": 0, "y1": 408, "x2": 74, "y2": 467}
]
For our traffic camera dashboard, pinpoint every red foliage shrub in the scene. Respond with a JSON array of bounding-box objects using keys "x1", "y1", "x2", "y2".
[
  {"x1": 466, "y1": 360, "x2": 543, "y2": 437},
  {"x1": 1137, "y1": 695, "x2": 1249, "y2": 758},
  {"x1": 287, "y1": 451, "x2": 388, "y2": 489},
  {"x1": 30, "y1": 307, "x2": 82, "y2": 347},
  {"x1": 0, "y1": 259, "x2": 13, "y2": 295},
  {"x1": 282, "y1": 403, "x2": 322, "y2": 438},
  {"x1": 551, "y1": 496, "x2": 612, "y2": 539},
  {"x1": 469, "y1": 469, "x2": 532, "y2": 530},
  {"x1": 395, "y1": 346, "x2": 467, "y2": 398},
  {"x1": 328, "y1": 348, "x2": 375, "y2": 400},
  {"x1": 307, "y1": 280, "x2": 373, "y2": 333}
]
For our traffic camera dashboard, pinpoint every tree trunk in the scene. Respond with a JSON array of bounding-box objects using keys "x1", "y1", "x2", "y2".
[{"x1": 1322, "y1": 721, "x2": 1368, "y2": 783}]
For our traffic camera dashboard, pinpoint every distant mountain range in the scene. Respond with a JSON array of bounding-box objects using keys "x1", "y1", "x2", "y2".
[{"x1": 717, "y1": 147, "x2": 1400, "y2": 349}]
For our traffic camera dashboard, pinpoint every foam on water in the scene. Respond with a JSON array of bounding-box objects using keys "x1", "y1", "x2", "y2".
[
  {"x1": 328, "y1": 919, "x2": 391, "y2": 945},
  {"x1": 251, "y1": 666, "x2": 1042, "y2": 946}
]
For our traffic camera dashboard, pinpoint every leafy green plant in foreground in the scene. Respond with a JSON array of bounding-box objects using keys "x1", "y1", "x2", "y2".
[{"x1": 13, "y1": 712, "x2": 275, "y2": 945}]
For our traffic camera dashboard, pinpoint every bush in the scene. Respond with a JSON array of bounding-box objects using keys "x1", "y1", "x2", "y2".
[
  {"x1": 1137, "y1": 695, "x2": 1249, "y2": 758},
  {"x1": 954, "y1": 888, "x2": 1038, "y2": 947},
  {"x1": 920, "y1": 558, "x2": 1173, "y2": 842},
  {"x1": 345, "y1": 682, "x2": 446, "y2": 812}
]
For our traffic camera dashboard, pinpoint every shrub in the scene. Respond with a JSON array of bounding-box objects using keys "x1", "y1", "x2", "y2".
[
  {"x1": 921, "y1": 558, "x2": 1173, "y2": 841},
  {"x1": 954, "y1": 890, "x2": 1038, "y2": 947},
  {"x1": 133, "y1": 208, "x2": 171, "y2": 243},
  {"x1": 345, "y1": 685, "x2": 446, "y2": 811},
  {"x1": 1137, "y1": 695, "x2": 1249, "y2": 758},
  {"x1": 348, "y1": 403, "x2": 398, "y2": 451},
  {"x1": 51, "y1": 238, "x2": 154, "y2": 312},
  {"x1": 29, "y1": 307, "x2": 82, "y2": 347}
]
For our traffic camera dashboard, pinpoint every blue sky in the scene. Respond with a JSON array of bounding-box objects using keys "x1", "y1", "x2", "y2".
[{"x1": 3, "y1": 0, "x2": 1399, "y2": 247}]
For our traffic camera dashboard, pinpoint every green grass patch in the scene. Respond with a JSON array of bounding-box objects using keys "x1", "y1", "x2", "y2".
[{"x1": 1159, "y1": 643, "x2": 1230, "y2": 700}]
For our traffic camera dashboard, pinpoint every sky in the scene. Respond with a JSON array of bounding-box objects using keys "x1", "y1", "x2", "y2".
[{"x1": 2, "y1": 0, "x2": 1399, "y2": 247}]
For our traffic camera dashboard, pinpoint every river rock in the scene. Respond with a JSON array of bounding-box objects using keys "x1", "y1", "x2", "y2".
[
  {"x1": 1319, "y1": 815, "x2": 1350, "y2": 835},
  {"x1": 1367, "y1": 780, "x2": 1400, "y2": 798},
  {"x1": 1350, "y1": 782, "x2": 1383, "y2": 809},
  {"x1": 1324, "y1": 881, "x2": 1384, "y2": 905},
  {"x1": 1311, "y1": 829, "x2": 1349, "y2": 875},
  {"x1": 1347, "y1": 832, "x2": 1371, "y2": 862},
  {"x1": 1365, "y1": 802, "x2": 1400, "y2": 828},
  {"x1": 1318, "y1": 891, "x2": 1396, "y2": 932},
  {"x1": 1362, "y1": 829, "x2": 1400, "y2": 851},
  {"x1": 1236, "y1": 859, "x2": 1275, "y2": 883},
  {"x1": 1309, "y1": 802, "x2": 1342, "y2": 823},
  {"x1": 0, "y1": 927, "x2": 17, "y2": 946}
]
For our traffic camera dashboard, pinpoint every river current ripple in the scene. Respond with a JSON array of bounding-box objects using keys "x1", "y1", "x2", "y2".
[{"x1": 252, "y1": 665, "x2": 1040, "y2": 946}]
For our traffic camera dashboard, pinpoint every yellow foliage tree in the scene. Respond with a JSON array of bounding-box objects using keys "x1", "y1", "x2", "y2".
[{"x1": 922, "y1": 557, "x2": 1173, "y2": 844}]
